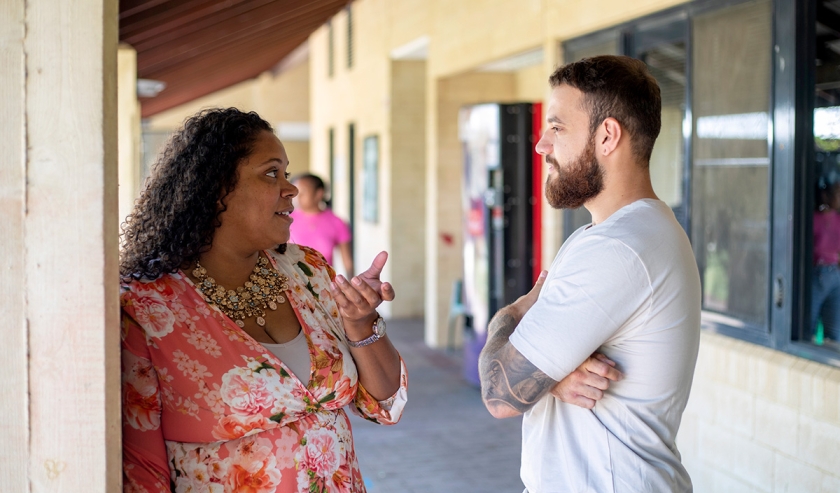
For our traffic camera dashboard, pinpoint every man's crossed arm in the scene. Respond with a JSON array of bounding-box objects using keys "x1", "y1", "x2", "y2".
[
  {"x1": 479, "y1": 310, "x2": 556, "y2": 418},
  {"x1": 478, "y1": 272, "x2": 622, "y2": 418}
]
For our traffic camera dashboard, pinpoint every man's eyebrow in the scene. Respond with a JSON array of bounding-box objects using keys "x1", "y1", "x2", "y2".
[{"x1": 547, "y1": 116, "x2": 563, "y2": 124}]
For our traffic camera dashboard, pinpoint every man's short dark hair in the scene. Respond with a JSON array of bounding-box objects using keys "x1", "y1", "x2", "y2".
[{"x1": 549, "y1": 55, "x2": 661, "y2": 164}]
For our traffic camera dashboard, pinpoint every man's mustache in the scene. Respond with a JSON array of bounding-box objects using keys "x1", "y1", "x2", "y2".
[{"x1": 546, "y1": 155, "x2": 558, "y2": 166}]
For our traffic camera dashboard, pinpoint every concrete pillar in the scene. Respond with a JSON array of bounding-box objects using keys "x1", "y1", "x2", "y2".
[
  {"x1": 0, "y1": 1, "x2": 121, "y2": 491},
  {"x1": 390, "y1": 60, "x2": 426, "y2": 318}
]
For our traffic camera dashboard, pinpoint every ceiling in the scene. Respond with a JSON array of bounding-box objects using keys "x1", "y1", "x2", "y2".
[{"x1": 120, "y1": 0, "x2": 347, "y2": 117}]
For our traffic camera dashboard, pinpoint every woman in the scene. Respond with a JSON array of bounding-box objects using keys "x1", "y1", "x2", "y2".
[
  {"x1": 290, "y1": 174, "x2": 354, "y2": 276},
  {"x1": 120, "y1": 108, "x2": 407, "y2": 493},
  {"x1": 812, "y1": 180, "x2": 840, "y2": 343}
]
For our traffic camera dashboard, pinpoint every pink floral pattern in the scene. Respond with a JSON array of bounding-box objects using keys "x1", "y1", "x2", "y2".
[{"x1": 121, "y1": 245, "x2": 408, "y2": 492}]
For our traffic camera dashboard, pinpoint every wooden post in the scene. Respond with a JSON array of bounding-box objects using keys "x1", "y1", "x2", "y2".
[
  {"x1": 1, "y1": 0, "x2": 121, "y2": 491},
  {"x1": 0, "y1": 0, "x2": 30, "y2": 488}
]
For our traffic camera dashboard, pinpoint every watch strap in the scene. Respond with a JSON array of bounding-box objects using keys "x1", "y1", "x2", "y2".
[{"x1": 347, "y1": 315, "x2": 384, "y2": 348}]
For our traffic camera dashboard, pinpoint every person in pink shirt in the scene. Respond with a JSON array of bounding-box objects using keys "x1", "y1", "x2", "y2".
[
  {"x1": 812, "y1": 181, "x2": 840, "y2": 342},
  {"x1": 291, "y1": 174, "x2": 354, "y2": 275}
]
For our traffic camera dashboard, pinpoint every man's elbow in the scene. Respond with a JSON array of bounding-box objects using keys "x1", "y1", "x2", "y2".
[
  {"x1": 486, "y1": 404, "x2": 522, "y2": 419},
  {"x1": 481, "y1": 393, "x2": 523, "y2": 419}
]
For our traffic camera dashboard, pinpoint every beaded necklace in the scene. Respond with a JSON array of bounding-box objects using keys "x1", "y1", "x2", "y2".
[{"x1": 193, "y1": 255, "x2": 289, "y2": 328}]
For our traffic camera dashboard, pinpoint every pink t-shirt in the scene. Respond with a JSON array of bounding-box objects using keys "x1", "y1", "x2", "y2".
[
  {"x1": 814, "y1": 210, "x2": 840, "y2": 265},
  {"x1": 289, "y1": 209, "x2": 351, "y2": 265}
]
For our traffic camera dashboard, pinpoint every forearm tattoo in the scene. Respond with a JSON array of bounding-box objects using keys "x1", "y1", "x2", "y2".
[{"x1": 479, "y1": 312, "x2": 556, "y2": 415}]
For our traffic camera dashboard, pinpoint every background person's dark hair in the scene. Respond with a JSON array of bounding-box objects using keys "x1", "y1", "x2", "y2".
[
  {"x1": 120, "y1": 107, "x2": 281, "y2": 281},
  {"x1": 292, "y1": 173, "x2": 332, "y2": 208},
  {"x1": 549, "y1": 55, "x2": 661, "y2": 164}
]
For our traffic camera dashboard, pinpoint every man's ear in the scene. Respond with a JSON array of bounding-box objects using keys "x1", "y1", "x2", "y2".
[{"x1": 598, "y1": 117, "x2": 622, "y2": 157}]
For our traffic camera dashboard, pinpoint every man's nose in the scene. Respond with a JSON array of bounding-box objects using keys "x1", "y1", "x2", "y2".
[{"x1": 535, "y1": 130, "x2": 551, "y2": 155}]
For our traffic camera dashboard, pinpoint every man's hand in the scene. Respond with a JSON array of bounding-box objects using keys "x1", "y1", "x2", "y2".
[{"x1": 551, "y1": 353, "x2": 622, "y2": 409}]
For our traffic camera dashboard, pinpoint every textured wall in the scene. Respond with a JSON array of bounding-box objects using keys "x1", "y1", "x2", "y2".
[{"x1": 680, "y1": 332, "x2": 840, "y2": 492}]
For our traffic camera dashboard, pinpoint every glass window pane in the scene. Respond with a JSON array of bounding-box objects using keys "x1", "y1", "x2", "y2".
[
  {"x1": 691, "y1": 0, "x2": 772, "y2": 329},
  {"x1": 809, "y1": 0, "x2": 840, "y2": 348},
  {"x1": 634, "y1": 19, "x2": 688, "y2": 224}
]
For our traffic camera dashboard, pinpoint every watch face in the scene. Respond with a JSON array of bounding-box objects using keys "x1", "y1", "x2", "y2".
[{"x1": 374, "y1": 316, "x2": 386, "y2": 336}]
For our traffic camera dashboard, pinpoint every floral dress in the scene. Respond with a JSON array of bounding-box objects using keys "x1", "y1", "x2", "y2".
[{"x1": 121, "y1": 244, "x2": 408, "y2": 493}]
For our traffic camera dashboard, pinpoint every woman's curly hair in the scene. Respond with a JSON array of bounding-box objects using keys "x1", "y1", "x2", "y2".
[{"x1": 120, "y1": 108, "x2": 279, "y2": 281}]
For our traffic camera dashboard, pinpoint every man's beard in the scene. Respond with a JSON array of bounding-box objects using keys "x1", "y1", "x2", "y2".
[{"x1": 544, "y1": 136, "x2": 604, "y2": 209}]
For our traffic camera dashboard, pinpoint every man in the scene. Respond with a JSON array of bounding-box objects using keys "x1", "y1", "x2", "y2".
[{"x1": 478, "y1": 55, "x2": 701, "y2": 492}]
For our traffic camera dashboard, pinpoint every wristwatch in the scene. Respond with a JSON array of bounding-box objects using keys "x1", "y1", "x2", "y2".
[{"x1": 347, "y1": 314, "x2": 386, "y2": 348}]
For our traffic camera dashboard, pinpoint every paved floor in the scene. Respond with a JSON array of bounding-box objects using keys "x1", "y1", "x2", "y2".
[{"x1": 349, "y1": 318, "x2": 525, "y2": 493}]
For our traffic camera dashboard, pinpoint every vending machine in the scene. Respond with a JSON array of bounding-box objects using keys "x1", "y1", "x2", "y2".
[{"x1": 459, "y1": 102, "x2": 542, "y2": 385}]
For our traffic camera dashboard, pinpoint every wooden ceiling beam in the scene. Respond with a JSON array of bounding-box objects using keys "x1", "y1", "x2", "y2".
[
  {"x1": 140, "y1": 34, "x2": 306, "y2": 84},
  {"x1": 119, "y1": 0, "x2": 177, "y2": 20},
  {"x1": 139, "y1": 46, "x2": 303, "y2": 116},
  {"x1": 121, "y1": 0, "x2": 261, "y2": 42},
  {"x1": 120, "y1": 0, "x2": 348, "y2": 116},
  {"x1": 127, "y1": 0, "x2": 341, "y2": 52},
  {"x1": 136, "y1": 7, "x2": 332, "y2": 74}
]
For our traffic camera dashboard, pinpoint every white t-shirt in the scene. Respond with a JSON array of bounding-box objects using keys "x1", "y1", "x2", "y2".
[{"x1": 509, "y1": 199, "x2": 701, "y2": 493}]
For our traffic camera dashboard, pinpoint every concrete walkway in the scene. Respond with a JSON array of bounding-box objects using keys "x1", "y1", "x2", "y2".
[{"x1": 349, "y1": 318, "x2": 525, "y2": 493}]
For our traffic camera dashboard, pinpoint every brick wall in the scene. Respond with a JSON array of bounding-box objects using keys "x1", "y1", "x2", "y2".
[{"x1": 680, "y1": 332, "x2": 840, "y2": 492}]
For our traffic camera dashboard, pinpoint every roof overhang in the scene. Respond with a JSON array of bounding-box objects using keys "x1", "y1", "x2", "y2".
[{"x1": 120, "y1": 0, "x2": 347, "y2": 117}]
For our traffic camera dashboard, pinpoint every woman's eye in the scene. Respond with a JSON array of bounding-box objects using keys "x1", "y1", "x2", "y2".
[
  {"x1": 284, "y1": 172, "x2": 291, "y2": 179},
  {"x1": 266, "y1": 170, "x2": 277, "y2": 178}
]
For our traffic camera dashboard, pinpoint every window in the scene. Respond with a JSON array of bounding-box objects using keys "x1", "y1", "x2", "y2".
[
  {"x1": 348, "y1": 123, "x2": 356, "y2": 234},
  {"x1": 347, "y1": 5, "x2": 354, "y2": 69},
  {"x1": 329, "y1": 127, "x2": 335, "y2": 203},
  {"x1": 633, "y1": 16, "x2": 689, "y2": 231},
  {"x1": 562, "y1": 0, "x2": 840, "y2": 365},
  {"x1": 328, "y1": 21, "x2": 335, "y2": 77},
  {"x1": 691, "y1": 0, "x2": 772, "y2": 335}
]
